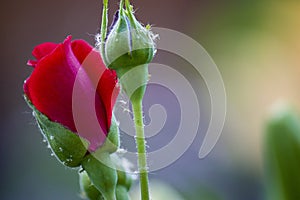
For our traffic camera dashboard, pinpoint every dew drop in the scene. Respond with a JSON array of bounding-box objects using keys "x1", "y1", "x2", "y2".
[
  {"x1": 50, "y1": 153, "x2": 54, "y2": 156},
  {"x1": 119, "y1": 100, "x2": 127, "y2": 105},
  {"x1": 59, "y1": 147, "x2": 63, "y2": 152},
  {"x1": 50, "y1": 135, "x2": 54, "y2": 140},
  {"x1": 117, "y1": 149, "x2": 127, "y2": 154}
]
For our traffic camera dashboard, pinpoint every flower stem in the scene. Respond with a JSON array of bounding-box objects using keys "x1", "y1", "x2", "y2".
[
  {"x1": 100, "y1": 0, "x2": 108, "y2": 65},
  {"x1": 132, "y1": 100, "x2": 150, "y2": 200}
]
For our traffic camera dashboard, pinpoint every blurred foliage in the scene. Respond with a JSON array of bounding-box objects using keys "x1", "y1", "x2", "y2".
[{"x1": 264, "y1": 104, "x2": 300, "y2": 200}]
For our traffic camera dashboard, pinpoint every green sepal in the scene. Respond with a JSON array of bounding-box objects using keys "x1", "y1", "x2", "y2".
[
  {"x1": 79, "y1": 170, "x2": 104, "y2": 200},
  {"x1": 264, "y1": 105, "x2": 300, "y2": 200},
  {"x1": 24, "y1": 95, "x2": 88, "y2": 167},
  {"x1": 116, "y1": 185, "x2": 131, "y2": 200},
  {"x1": 97, "y1": 115, "x2": 120, "y2": 154},
  {"x1": 82, "y1": 153, "x2": 118, "y2": 200}
]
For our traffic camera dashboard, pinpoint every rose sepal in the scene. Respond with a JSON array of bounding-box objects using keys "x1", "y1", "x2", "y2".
[
  {"x1": 96, "y1": 114, "x2": 120, "y2": 154},
  {"x1": 24, "y1": 95, "x2": 88, "y2": 167}
]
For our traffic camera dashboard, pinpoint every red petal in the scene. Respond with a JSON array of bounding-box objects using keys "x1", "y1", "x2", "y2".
[
  {"x1": 71, "y1": 40, "x2": 93, "y2": 64},
  {"x1": 27, "y1": 60, "x2": 37, "y2": 67},
  {"x1": 75, "y1": 46, "x2": 119, "y2": 129},
  {"x1": 32, "y1": 42, "x2": 58, "y2": 60},
  {"x1": 97, "y1": 69, "x2": 120, "y2": 128},
  {"x1": 25, "y1": 36, "x2": 109, "y2": 151},
  {"x1": 27, "y1": 42, "x2": 58, "y2": 68}
]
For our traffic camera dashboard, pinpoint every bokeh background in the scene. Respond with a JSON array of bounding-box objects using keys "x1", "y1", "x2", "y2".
[{"x1": 1, "y1": 0, "x2": 300, "y2": 199}]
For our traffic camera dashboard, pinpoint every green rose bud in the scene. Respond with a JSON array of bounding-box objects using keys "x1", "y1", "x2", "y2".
[
  {"x1": 82, "y1": 153, "x2": 118, "y2": 200},
  {"x1": 79, "y1": 170, "x2": 104, "y2": 200},
  {"x1": 112, "y1": 155, "x2": 134, "y2": 191},
  {"x1": 25, "y1": 96, "x2": 88, "y2": 167},
  {"x1": 116, "y1": 185, "x2": 131, "y2": 200},
  {"x1": 104, "y1": 1, "x2": 156, "y2": 103}
]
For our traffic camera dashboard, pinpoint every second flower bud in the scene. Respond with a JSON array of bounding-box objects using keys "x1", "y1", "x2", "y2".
[{"x1": 104, "y1": 2, "x2": 156, "y2": 102}]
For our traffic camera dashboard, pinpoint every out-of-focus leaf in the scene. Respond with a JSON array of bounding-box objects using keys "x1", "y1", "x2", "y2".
[{"x1": 264, "y1": 105, "x2": 300, "y2": 200}]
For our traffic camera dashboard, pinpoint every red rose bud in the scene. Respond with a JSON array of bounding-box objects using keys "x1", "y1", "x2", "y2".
[
  {"x1": 104, "y1": 2, "x2": 156, "y2": 103},
  {"x1": 24, "y1": 36, "x2": 120, "y2": 166}
]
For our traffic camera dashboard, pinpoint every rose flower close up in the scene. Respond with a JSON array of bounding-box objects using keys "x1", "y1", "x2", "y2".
[{"x1": 24, "y1": 36, "x2": 119, "y2": 156}]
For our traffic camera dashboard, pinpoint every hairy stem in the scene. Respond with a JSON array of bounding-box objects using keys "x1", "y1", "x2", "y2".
[{"x1": 132, "y1": 100, "x2": 150, "y2": 200}]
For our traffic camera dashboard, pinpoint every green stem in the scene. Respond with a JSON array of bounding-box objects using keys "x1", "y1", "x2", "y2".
[
  {"x1": 100, "y1": 0, "x2": 109, "y2": 65},
  {"x1": 132, "y1": 100, "x2": 150, "y2": 200}
]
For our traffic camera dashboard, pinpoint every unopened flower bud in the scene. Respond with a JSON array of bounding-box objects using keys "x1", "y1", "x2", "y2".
[
  {"x1": 79, "y1": 170, "x2": 103, "y2": 200},
  {"x1": 82, "y1": 153, "x2": 118, "y2": 200},
  {"x1": 104, "y1": 3, "x2": 156, "y2": 102}
]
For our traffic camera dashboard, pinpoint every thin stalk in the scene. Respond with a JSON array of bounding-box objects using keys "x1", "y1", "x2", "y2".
[
  {"x1": 100, "y1": 0, "x2": 109, "y2": 65},
  {"x1": 132, "y1": 100, "x2": 150, "y2": 200}
]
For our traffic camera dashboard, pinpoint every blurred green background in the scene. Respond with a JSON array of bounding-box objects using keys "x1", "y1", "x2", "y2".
[{"x1": 1, "y1": 0, "x2": 300, "y2": 199}]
